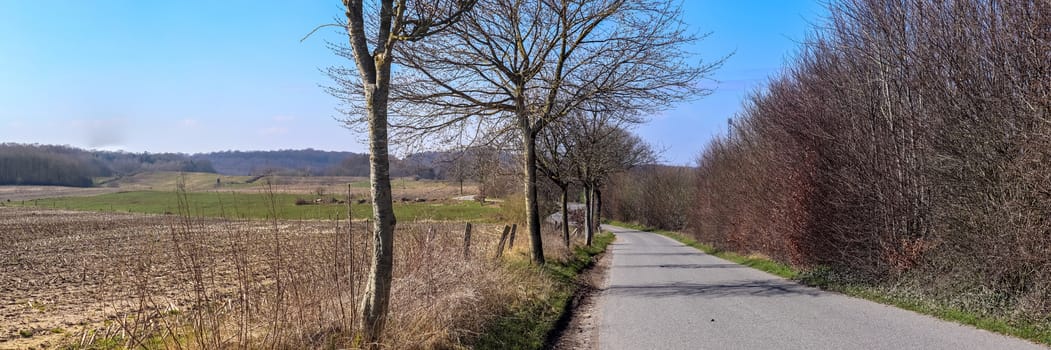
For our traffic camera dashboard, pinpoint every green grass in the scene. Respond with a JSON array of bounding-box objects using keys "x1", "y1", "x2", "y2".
[
  {"x1": 605, "y1": 220, "x2": 1051, "y2": 346},
  {"x1": 18, "y1": 191, "x2": 503, "y2": 222},
  {"x1": 804, "y1": 277, "x2": 1051, "y2": 345},
  {"x1": 472, "y1": 233, "x2": 615, "y2": 349}
]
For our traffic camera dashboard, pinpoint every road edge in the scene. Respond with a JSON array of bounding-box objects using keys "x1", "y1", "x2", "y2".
[{"x1": 546, "y1": 233, "x2": 615, "y2": 350}]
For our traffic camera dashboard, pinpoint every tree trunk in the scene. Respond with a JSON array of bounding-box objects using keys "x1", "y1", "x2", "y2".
[
  {"x1": 360, "y1": 82, "x2": 397, "y2": 346},
  {"x1": 523, "y1": 130, "x2": 546, "y2": 264},
  {"x1": 560, "y1": 184, "x2": 570, "y2": 248},
  {"x1": 584, "y1": 184, "x2": 594, "y2": 246},
  {"x1": 595, "y1": 187, "x2": 602, "y2": 232}
]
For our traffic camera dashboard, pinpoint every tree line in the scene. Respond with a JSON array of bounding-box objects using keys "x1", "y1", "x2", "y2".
[
  {"x1": 0, "y1": 143, "x2": 215, "y2": 187},
  {"x1": 608, "y1": 0, "x2": 1050, "y2": 322},
  {"x1": 325, "y1": 0, "x2": 714, "y2": 344},
  {"x1": 0, "y1": 144, "x2": 524, "y2": 186},
  {"x1": 194, "y1": 149, "x2": 439, "y2": 177}
]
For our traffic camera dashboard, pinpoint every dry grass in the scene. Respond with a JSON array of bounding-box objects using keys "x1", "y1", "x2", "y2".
[{"x1": 1, "y1": 204, "x2": 574, "y2": 349}]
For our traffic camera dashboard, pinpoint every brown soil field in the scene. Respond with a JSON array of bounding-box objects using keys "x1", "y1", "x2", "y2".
[
  {"x1": 0, "y1": 186, "x2": 122, "y2": 202},
  {"x1": 1, "y1": 207, "x2": 551, "y2": 349}
]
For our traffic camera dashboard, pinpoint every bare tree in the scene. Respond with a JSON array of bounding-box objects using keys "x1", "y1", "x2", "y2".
[
  {"x1": 325, "y1": 0, "x2": 475, "y2": 345},
  {"x1": 562, "y1": 112, "x2": 654, "y2": 245},
  {"x1": 537, "y1": 120, "x2": 579, "y2": 248},
  {"x1": 386, "y1": 0, "x2": 717, "y2": 264}
]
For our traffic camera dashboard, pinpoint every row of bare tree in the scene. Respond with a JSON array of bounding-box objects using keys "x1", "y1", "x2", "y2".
[
  {"x1": 324, "y1": 0, "x2": 716, "y2": 345},
  {"x1": 538, "y1": 112, "x2": 656, "y2": 247},
  {"x1": 604, "y1": 165, "x2": 694, "y2": 231},
  {"x1": 675, "y1": 0, "x2": 1049, "y2": 321}
]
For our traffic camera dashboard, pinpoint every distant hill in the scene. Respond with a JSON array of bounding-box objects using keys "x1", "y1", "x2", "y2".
[
  {"x1": 191, "y1": 149, "x2": 440, "y2": 178},
  {"x1": 0, "y1": 144, "x2": 106, "y2": 187},
  {"x1": 0, "y1": 143, "x2": 215, "y2": 187},
  {"x1": 0, "y1": 143, "x2": 510, "y2": 187},
  {"x1": 193, "y1": 149, "x2": 358, "y2": 176}
]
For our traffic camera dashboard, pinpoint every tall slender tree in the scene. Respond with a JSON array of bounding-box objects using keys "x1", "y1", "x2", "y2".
[{"x1": 326, "y1": 0, "x2": 474, "y2": 345}]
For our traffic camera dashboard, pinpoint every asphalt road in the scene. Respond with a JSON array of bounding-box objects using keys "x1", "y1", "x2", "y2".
[{"x1": 597, "y1": 225, "x2": 1048, "y2": 350}]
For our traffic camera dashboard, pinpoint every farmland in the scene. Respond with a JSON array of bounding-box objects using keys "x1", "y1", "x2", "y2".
[
  {"x1": 2, "y1": 172, "x2": 500, "y2": 222},
  {"x1": 13, "y1": 191, "x2": 503, "y2": 222},
  {"x1": 1, "y1": 173, "x2": 593, "y2": 349},
  {"x1": 1, "y1": 204, "x2": 579, "y2": 349}
]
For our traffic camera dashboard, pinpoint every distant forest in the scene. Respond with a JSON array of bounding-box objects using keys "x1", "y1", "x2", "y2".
[
  {"x1": 193, "y1": 149, "x2": 437, "y2": 178},
  {"x1": 191, "y1": 149, "x2": 452, "y2": 178},
  {"x1": 0, "y1": 143, "x2": 215, "y2": 187},
  {"x1": 0, "y1": 144, "x2": 476, "y2": 187}
]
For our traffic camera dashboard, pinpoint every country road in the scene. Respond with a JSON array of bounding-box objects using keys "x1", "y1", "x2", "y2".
[{"x1": 597, "y1": 225, "x2": 1047, "y2": 350}]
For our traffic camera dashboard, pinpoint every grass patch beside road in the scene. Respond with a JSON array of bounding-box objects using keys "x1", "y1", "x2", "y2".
[
  {"x1": 18, "y1": 190, "x2": 502, "y2": 222},
  {"x1": 604, "y1": 220, "x2": 1051, "y2": 346},
  {"x1": 472, "y1": 233, "x2": 615, "y2": 349}
]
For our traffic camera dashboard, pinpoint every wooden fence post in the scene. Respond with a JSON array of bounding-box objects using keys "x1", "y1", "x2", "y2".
[
  {"x1": 463, "y1": 223, "x2": 473, "y2": 260},
  {"x1": 495, "y1": 225, "x2": 511, "y2": 258},
  {"x1": 508, "y1": 224, "x2": 517, "y2": 249}
]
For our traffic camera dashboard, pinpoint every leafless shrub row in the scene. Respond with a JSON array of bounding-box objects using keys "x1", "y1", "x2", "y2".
[{"x1": 604, "y1": 165, "x2": 694, "y2": 231}]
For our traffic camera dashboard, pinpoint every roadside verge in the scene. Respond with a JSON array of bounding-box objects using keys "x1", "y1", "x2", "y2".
[{"x1": 472, "y1": 233, "x2": 615, "y2": 349}]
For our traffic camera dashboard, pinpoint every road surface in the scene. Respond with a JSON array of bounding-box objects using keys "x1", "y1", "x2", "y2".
[{"x1": 597, "y1": 225, "x2": 1047, "y2": 350}]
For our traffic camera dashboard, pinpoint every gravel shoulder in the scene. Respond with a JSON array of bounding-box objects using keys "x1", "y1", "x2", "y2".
[{"x1": 550, "y1": 241, "x2": 611, "y2": 350}]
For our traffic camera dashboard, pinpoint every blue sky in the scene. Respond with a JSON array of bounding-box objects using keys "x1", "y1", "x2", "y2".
[{"x1": 0, "y1": 1, "x2": 827, "y2": 165}]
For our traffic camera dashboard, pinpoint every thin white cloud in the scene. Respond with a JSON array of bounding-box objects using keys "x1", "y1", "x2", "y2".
[{"x1": 180, "y1": 118, "x2": 199, "y2": 128}]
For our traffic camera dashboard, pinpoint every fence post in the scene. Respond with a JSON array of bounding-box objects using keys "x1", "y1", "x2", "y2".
[
  {"x1": 508, "y1": 224, "x2": 517, "y2": 249},
  {"x1": 463, "y1": 222, "x2": 473, "y2": 260},
  {"x1": 495, "y1": 225, "x2": 511, "y2": 258}
]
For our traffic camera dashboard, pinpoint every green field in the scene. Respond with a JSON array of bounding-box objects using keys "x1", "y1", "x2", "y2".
[{"x1": 21, "y1": 191, "x2": 504, "y2": 222}]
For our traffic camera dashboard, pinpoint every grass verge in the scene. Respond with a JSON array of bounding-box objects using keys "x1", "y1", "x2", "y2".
[
  {"x1": 604, "y1": 220, "x2": 1051, "y2": 346},
  {"x1": 472, "y1": 233, "x2": 615, "y2": 349}
]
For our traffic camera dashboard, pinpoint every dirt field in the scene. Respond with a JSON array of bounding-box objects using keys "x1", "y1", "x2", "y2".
[
  {"x1": 0, "y1": 186, "x2": 122, "y2": 202},
  {"x1": 1, "y1": 208, "x2": 162, "y2": 348},
  {"x1": 1, "y1": 206, "x2": 540, "y2": 349}
]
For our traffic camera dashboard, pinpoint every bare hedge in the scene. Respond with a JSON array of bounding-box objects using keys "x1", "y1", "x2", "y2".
[{"x1": 622, "y1": 0, "x2": 1050, "y2": 320}]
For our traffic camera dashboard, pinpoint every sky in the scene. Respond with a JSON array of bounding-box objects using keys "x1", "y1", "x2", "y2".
[{"x1": 0, "y1": 1, "x2": 828, "y2": 165}]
